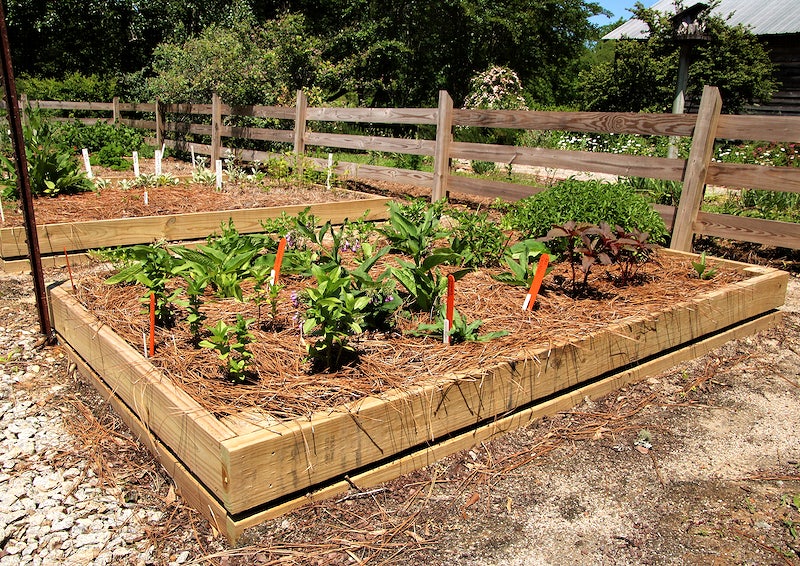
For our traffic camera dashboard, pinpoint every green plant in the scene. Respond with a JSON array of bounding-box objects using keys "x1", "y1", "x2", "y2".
[
  {"x1": 492, "y1": 240, "x2": 552, "y2": 287},
  {"x1": 411, "y1": 307, "x2": 508, "y2": 344},
  {"x1": 0, "y1": 107, "x2": 95, "y2": 199},
  {"x1": 103, "y1": 242, "x2": 182, "y2": 327},
  {"x1": 447, "y1": 207, "x2": 511, "y2": 268},
  {"x1": 199, "y1": 316, "x2": 256, "y2": 382},
  {"x1": 301, "y1": 265, "x2": 371, "y2": 371},
  {"x1": 504, "y1": 179, "x2": 668, "y2": 245},
  {"x1": 471, "y1": 160, "x2": 496, "y2": 175},
  {"x1": 692, "y1": 252, "x2": 718, "y2": 280},
  {"x1": 380, "y1": 200, "x2": 448, "y2": 267}
]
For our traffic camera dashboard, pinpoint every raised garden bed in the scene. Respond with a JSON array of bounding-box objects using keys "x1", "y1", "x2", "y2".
[
  {"x1": 0, "y1": 160, "x2": 390, "y2": 272},
  {"x1": 47, "y1": 248, "x2": 788, "y2": 542}
]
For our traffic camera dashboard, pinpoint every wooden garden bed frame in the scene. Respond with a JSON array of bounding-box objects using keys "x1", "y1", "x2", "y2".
[
  {"x1": 47, "y1": 250, "x2": 788, "y2": 542},
  {"x1": 0, "y1": 190, "x2": 391, "y2": 272}
]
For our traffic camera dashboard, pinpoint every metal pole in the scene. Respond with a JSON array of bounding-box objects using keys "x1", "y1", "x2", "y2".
[{"x1": 0, "y1": 2, "x2": 54, "y2": 340}]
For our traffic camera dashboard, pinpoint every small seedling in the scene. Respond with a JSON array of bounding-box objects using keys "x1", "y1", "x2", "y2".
[
  {"x1": 199, "y1": 315, "x2": 256, "y2": 382},
  {"x1": 692, "y1": 252, "x2": 718, "y2": 280}
]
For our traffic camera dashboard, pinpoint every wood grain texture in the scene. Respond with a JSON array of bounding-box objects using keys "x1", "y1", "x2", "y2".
[
  {"x1": 305, "y1": 132, "x2": 435, "y2": 155},
  {"x1": 695, "y1": 211, "x2": 800, "y2": 248},
  {"x1": 706, "y1": 162, "x2": 800, "y2": 193},
  {"x1": 450, "y1": 142, "x2": 686, "y2": 181},
  {"x1": 671, "y1": 86, "x2": 723, "y2": 251},
  {"x1": 49, "y1": 285, "x2": 234, "y2": 503},
  {"x1": 0, "y1": 196, "x2": 391, "y2": 258},
  {"x1": 219, "y1": 263, "x2": 787, "y2": 513},
  {"x1": 306, "y1": 107, "x2": 438, "y2": 125},
  {"x1": 452, "y1": 109, "x2": 697, "y2": 137},
  {"x1": 717, "y1": 114, "x2": 800, "y2": 143}
]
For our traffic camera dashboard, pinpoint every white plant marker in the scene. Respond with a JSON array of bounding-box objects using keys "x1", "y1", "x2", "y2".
[
  {"x1": 154, "y1": 149, "x2": 162, "y2": 176},
  {"x1": 215, "y1": 160, "x2": 223, "y2": 189},
  {"x1": 442, "y1": 319, "x2": 450, "y2": 344},
  {"x1": 190, "y1": 144, "x2": 196, "y2": 167},
  {"x1": 521, "y1": 294, "x2": 532, "y2": 310},
  {"x1": 326, "y1": 152, "x2": 333, "y2": 190},
  {"x1": 143, "y1": 189, "x2": 149, "y2": 205},
  {"x1": 82, "y1": 148, "x2": 93, "y2": 178},
  {"x1": 0, "y1": 197, "x2": 5, "y2": 224},
  {"x1": 132, "y1": 151, "x2": 140, "y2": 177}
]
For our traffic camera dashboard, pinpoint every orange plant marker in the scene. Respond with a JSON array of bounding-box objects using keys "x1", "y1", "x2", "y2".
[
  {"x1": 444, "y1": 274, "x2": 455, "y2": 344},
  {"x1": 63, "y1": 247, "x2": 75, "y2": 291},
  {"x1": 148, "y1": 292, "x2": 155, "y2": 357},
  {"x1": 271, "y1": 236, "x2": 287, "y2": 286},
  {"x1": 523, "y1": 254, "x2": 549, "y2": 311}
]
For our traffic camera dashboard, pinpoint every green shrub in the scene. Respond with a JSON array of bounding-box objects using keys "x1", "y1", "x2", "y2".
[
  {"x1": 503, "y1": 178, "x2": 669, "y2": 245},
  {"x1": 0, "y1": 108, "x2": 95, "y2": 199}
]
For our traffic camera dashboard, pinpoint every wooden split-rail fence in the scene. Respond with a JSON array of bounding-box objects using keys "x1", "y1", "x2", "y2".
[{"x1": 9, "y1": 86, "x2": 800, "y2": 251}]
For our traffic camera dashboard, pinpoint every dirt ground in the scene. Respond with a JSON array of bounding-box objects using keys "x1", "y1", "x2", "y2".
[
  {"x1": 2, "y1": 164, "x2": 799, "y2": 564},
  {"x1": 2, "y1": 268, "x2": 797, "y2": 565}
]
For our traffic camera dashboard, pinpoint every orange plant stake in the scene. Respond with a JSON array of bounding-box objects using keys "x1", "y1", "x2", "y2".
[
  {"x1": 63, "y1": 247, "x2": 75, "y2": 291},
  {"x1": 271, "y1": 236, "x2": 287, "y2": 286},
  {"x1": 523, "y1": 254, "x2": 550, "y2": 311},
  {"x1": 148, "y1": 292, "x2": 155, "y2": 358},
  {"x1": 444, "y1": 274, "x2": 455, "y2": 344}
]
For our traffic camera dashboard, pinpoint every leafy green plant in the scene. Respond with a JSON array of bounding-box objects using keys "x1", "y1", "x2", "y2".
[
  {"x1": 301, "y1": 265, "x2": 371, "y2": 370},
  {"x1": 380, "y1": 200, "x2": 448, "y2": 267},
  {"x1": 448, "y1": 208, "x2": 511, "y2": 268},
  {"x1": 104, "y1": 242, "x2": 182, "y2": 327},
  {"x1": 0, "y1": 107, "x2": 95, "y2": 199},
  {"x1": 492, "y1": 240, "x2": 552, "y2": 286},
  {"x1": 411, "y1": 307, "x2": 508, "y2": 344},
  {"x1": 199, "y1": 316, "x2": 256, "y2": 382},
  {"x1": 691, "y1": 252, "x2": 718, "y2": 280},
  {"x1": 503, "y1": 179, "x2": 668, "y2": 245}
]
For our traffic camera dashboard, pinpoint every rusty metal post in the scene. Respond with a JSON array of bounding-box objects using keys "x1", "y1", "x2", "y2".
[{"x1": 0, "y1": 3, "x2": 54, "y2": 340}]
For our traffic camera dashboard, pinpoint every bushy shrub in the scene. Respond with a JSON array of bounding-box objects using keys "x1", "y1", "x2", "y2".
[
  {"x1": 503, "y1": 178, "x2": 669, "y2": 245},
  {"x1": 0, "y1": 109, "x2": 95, "y2": 199}
]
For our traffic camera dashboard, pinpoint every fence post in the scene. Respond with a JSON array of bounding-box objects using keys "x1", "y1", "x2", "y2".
[
  {"x1": 155, "y1": 97, "x2": 164, "y2": 152},
  {"x1": 112, "y1": 96, "x2": 120, "y2": 123},
  {"x1": 211, "y1": 93, "x2": 222, "y2": 172},
  {"x1": 19, "y1": 92, "x2": 27, "y2": 126},
  {"x1": 432, "y1": 90, "x2": 454, "y2": 202},
  {"x1": 669, "y1": 85, "x2": 722, "y2": 252},
  {"x1": 293, "y1": 90, "x2": 308, "y2": 177}
]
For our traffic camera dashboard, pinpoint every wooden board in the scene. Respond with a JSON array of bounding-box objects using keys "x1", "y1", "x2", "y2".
[
  {"x1": 48, "y1": 252, "x2": 788, "y2": 525},
  {"x1": 0, "y1": 194, "x2": 390, "y2": 259},
  {"x1": 57, "y1": 297, "x2": 784, "y2": 543}
]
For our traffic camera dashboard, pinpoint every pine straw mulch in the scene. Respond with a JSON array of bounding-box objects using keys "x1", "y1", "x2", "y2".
[
  {"x1": 0, "y1": 159, "x2": 371, "y2": 228},
  {"x1": 69, "y1": 251, "x2": 746, "y2": 424}
]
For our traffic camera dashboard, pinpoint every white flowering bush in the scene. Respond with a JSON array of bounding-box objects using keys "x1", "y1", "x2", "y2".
[{"x1": 463, "y1": 66, "x2": 528, "y2": 111}]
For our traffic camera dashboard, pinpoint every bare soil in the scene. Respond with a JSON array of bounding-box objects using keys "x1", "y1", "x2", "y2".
[{"x1": 1, "y1": 161, "x2": 798, "y2": 564}]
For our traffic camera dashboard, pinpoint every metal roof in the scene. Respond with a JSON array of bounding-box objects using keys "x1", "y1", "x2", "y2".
[{"x1": 603, "y1": 0, "x2": 800, "y2": 39}]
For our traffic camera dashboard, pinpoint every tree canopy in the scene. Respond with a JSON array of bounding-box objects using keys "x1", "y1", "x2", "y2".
[
  {"x1": 5, "y1": 0, "x2": 606, "y2": 107},
  {"x1": 577, "y1": 2, "x2": 776, "y2": 113}
]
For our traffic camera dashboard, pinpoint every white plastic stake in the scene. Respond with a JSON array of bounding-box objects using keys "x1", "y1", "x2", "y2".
[
  {"x1": 82, "y1": 148, "x2": 93, "y2": 178},
  {"x1": 132, "y1": 151, "x2": 140, "y2": 177},
  {"x1": 216, "y1": 160, "x2": 223, "y2": 189},
  {"x1": 326, "y1": 152, "x2": 333, "y2": 190},
  {"x1": 522, "y1": 294, "x2": 532, "y2": 311},
  {"x1": 143, "y1": 189, "x2": 149, "y2": 205},
  {"x1": 190, "y1": 144, "x2": 196, "y2": 166},
  {"x1": 154, "y1": 149, "x2": 162, "y2": 176},
  {"x1": 0, "y1": 197, "x2": 5, "y2": 224},
  {"x1": 442, "y1": 319, "x2": 450, "y2": 344}
]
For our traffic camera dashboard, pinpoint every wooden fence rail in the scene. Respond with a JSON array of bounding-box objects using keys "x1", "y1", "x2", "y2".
[{"x1": 4, "y1": 88, "x2": 800, "y2": 250}]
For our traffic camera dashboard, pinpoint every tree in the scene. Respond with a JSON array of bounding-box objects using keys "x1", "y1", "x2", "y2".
[
  {"x1": 138, "y1": 11, "x2": 324, "y2": 105},
  {"x1": 577, "y1": 2, "x2": 776, "y2": 113}
]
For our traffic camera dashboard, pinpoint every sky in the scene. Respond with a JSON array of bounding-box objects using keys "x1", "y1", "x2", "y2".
[{"x1": 589, "y1": 0, "x2": 639, "y2": 25}]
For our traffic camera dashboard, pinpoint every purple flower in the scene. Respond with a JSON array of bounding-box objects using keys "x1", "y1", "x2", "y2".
[
  {"x1": 290, "y1": 291, "x2": 299, "y2": 308},
  {"x1": 384, "y1": 295, "x2": 394, "y2": 303}
]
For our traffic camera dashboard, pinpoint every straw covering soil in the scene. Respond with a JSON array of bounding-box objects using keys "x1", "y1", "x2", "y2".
[
  {"x1": 71, "y1": 252, "x2": 745, "y2": 422},
  {"x1": 0, "y1": 158, "x2": 369, "y2": 228}
]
